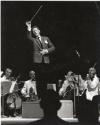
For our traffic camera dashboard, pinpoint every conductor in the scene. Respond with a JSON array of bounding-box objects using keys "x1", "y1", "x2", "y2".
[{"x1": 26, "y1": 21, "x2": 55, "y2": 98}]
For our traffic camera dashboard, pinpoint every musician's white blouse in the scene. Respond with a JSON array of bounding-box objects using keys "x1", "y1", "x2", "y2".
[
  {"x1": 21, "y1": 80, "x2": 37, "y2": 97},
  {"x1": 85, "y1": 75, "x2": 100, "y2": 101},
  {"x1": 1, "y1": 75, "x2": 17, "y2": 93}
]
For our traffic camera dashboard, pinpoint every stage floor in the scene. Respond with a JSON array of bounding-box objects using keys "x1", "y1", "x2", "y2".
[
  {"x1": 1, "y1": 117, "x2": 100, "y2": 123},
  {"x1": 1, "y1": 117, "x2": 79, "y2": 125}
]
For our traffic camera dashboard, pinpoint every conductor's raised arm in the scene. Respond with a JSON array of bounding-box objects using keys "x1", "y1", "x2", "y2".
[{"x1": 26, "y1": 21, "x2": 33, "y2": 40}]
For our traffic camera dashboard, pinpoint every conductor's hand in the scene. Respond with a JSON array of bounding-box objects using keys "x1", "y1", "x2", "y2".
[
  {"x1": 40, "y1": 49, "x2": 48, "y2": 55},
  {"x1": 26, "y1": 21, "x2": 31, "y2": 31},
  {"x1": 26, "y1": 21, "x2": 31, "y2": 26}
]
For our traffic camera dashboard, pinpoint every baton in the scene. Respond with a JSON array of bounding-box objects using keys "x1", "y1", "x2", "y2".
[{"x1": 30, "y1": 5, "x2": 43, "y2": 22}]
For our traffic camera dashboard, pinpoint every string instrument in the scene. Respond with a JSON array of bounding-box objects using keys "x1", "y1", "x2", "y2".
[
  {"x1": 28, "y1": 87, "x2": 38, "y2": 101},
  {"x1": 63, "y1": 85, "x2": 74, "y2": 98},
  {"x1": 62, "y1": 76, "x2": 77, "y2": 98},
  {"x1": 6, "y1": 91, "x2": 22, "y2": 109}
]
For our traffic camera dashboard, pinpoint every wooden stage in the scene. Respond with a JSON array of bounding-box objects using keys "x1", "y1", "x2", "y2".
[{"x1": 1, "y1": 117, "x2": 100, "y2": 125}]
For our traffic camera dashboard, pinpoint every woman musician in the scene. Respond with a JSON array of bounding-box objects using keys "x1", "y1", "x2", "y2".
[{"x1": 84, "y1": 67, "x2": 100, "y2": 101}]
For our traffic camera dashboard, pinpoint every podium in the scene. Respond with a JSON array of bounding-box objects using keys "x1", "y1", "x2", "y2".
[
  {"x1": 58, "y1": 100, "x2": 73, "y2": 118},
  {"x1": 22, "y1": 100, "x2": 44, "y2": 118},
  {"x1": 22, "y1": 100, "x2": 73, "y2": 118}
]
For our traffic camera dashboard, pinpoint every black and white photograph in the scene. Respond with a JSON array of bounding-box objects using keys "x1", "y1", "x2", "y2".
[{"x1": 1, "y1": 1, "x2": 100, "y2": 125}]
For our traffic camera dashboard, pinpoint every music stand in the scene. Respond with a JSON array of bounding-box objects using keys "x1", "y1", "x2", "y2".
[{"x1": 72, "y1": 74, "x2": 80, "y2": 118}]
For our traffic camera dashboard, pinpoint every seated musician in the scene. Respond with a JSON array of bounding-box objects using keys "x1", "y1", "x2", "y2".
[
  {"x1": 59, "y1": 71, "x2": 84, "y2": 99},
  {"x1": 77, "y1": 67, "x2": 100, "y2": 124},
  {"x1": 1, "y1": 68, "x2": 18, "y2": 117},
  {"x1": 21, "y1": 70, "x2": 37, "y2": 101},
  {"x1": 1, "y1": 68, "x2": 12, "y2": 82},
  {"x1": 59, "y1": 71, "x2": 76, "y2": 99},
  {"x1": 1, "y1": 68, "x2": 18, "y2": 93},
  {"x1": 84, "y1": 67, "x2": 100, "y2": 101}
]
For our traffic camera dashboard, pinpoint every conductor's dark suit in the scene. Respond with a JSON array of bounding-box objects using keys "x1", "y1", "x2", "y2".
[{"x1": 27, "y1": 31, "x2": 55, "y2": 64}]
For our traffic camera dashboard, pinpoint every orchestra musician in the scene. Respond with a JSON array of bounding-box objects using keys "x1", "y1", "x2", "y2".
[
  {"x1": 77, "y1": 67, "x2": 100, "y2": 123},
  {"x1": 1, "y1": 68, "x2": 18, "y2": 117},
  {"x1": 59, "y1": 71, "x2": 77, "y2": 99},
  {"x1": 21, "y1": 70, "x2": 37, "y2": 101},
  {"x1": 84, "y1": 67, "x2": 100, "y2": 101},
  {"x1": 1, "y1": 68, "x2": 18, "y2": 94},
  {"x1": 1, "y1": 68, "x2": 13, "y2": 82},
  {"x1": 59, "y1": 70, "x2": 85, "y2": 99}
]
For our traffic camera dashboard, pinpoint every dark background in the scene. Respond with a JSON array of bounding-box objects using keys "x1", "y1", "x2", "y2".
[{"x1": 1, "y1": 1, "x2": 100, "y2": 81}]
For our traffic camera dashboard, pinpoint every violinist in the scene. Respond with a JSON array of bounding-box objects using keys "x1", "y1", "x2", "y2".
[
  {"x1": 84, "y1": 67, "x2": 100, "y2": 101},
  {"x1": 1, "y1": 68, "x2": 18, "y2": 117},
  {"x1": 1, "y1": 68, "x2": 12, "y2": 82},
  {"x1": 77, "y1": 67, "x2": 100, "y2": 123}
]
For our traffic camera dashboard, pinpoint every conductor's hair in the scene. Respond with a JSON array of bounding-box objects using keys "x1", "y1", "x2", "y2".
[{"x1": 32, "y1": 26, "x2": 40, "y2": 31}]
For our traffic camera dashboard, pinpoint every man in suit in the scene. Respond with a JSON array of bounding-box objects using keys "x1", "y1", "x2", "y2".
[
  {"x1": 26, "y1": 21, "x2": 55, "y2": 98},
  {"x1": 26, "y1": 21, "x2": 55, "y2": 64}
]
